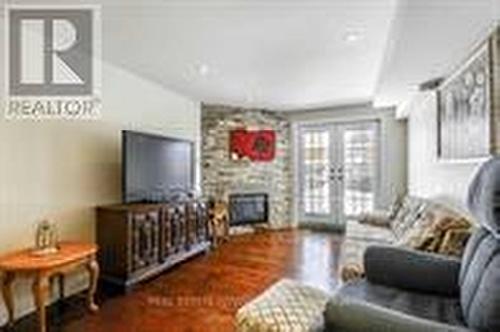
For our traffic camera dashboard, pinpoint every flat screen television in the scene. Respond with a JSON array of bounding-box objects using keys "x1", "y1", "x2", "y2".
[{"x1": 122, "y1": 130, "x2": 194, "y2": 203}]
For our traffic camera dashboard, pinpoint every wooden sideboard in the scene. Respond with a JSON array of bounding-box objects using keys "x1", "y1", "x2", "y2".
[{"x1": 96, "y1": 200, "x2": 211, "y2": 290}]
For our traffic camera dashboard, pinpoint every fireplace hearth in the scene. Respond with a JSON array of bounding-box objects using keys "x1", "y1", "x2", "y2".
[{"x1": 229, "y1": 193, "x2": 268, "y2": 226}]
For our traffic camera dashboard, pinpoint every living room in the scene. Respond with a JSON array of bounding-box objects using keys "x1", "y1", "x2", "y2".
[{"x1": 0, "y1": 0, "x2": 499, "y2": 331}]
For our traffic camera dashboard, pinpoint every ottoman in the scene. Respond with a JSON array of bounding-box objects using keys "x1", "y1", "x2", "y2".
[{"x1": 236, "y1": 279, "x2": 329, "y2": 332}]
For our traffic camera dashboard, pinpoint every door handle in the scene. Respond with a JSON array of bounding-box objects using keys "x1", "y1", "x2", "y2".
[
  {"x1": 329, "y1": 166, "x2": 337, "y2": 181},
  {"x1": 329, "y1": 166, "x2": 344, "y2": 181},
  {"x1": 330, "y1": 166, "x2": 343, "y2": 174}
]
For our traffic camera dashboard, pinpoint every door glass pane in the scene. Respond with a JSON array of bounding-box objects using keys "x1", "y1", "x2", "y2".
[
  {"x1": 302, "y1": 130, "x2": 330, "y2": 215},
  {"x1": 342, "y1": 124, "x2": 378, "y2": 216}
]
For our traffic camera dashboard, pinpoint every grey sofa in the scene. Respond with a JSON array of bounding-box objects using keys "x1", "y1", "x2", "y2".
[
  {"x1": 339, "y1": 196, "x2": 428, "y2": 269},
  {"x1": 338, "y1": 195, "x2": 473, "y2": 279},
  {"x1": 324, "y1": 157, "x2": 500, "y2": 332}
]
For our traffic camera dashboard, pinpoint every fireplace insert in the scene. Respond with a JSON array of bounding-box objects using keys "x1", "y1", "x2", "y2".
[{"x1": 229, "y1": 193, "x2": 268, "y2": 226}]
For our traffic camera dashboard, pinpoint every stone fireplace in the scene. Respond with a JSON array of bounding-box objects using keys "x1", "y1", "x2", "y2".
[{"x1": 201, "y1": 104, "x2": 292, "y2": 229}]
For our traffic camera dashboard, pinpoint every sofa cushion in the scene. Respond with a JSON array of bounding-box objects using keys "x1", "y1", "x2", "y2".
[
  {"x1": 358, "y1": 210, "x2": 392, "y2": 228},
  {"x1": 337, "y1": 279, "x2": 465, "y2": 327},
  {"x1": 324, "y1": 293, "x2": 470, "y2": 332},
  {"x1": 345, "y1": 220, "x2": 395, "y2": 243}
]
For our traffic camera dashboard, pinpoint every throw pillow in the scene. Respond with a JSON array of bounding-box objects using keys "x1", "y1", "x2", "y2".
[
  {"x1": 415, "y1": 209, "x2": 472, "y2": 254},
  {"x1": 392, "y1": 197, "x2": 427, "y2": 240},
  {"x1": 388, "y1": 194, "x2": 405, "y2": 220},
  {"x1": 438, "y1": 228, "x2": 473, "y2": 257},
  {"x1": 395, "y1": 210, "x2": 435, "y2": 249}
]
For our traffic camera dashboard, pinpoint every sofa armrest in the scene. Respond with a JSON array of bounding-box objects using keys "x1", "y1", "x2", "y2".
[
  {"x1": 324, "y1": 295, "x2": 470, "y2": 332},
  {"x1": 364, "y1": 245, "x2": 461, "y2": 296},
  {"x1": 358, "y1": 210, "x2": 392, "y2": 228}
]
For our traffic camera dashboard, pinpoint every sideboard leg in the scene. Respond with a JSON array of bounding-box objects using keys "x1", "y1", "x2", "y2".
[
  {"x1": 86, "y1": 257, "x2": 99, "y2": 313},
  {"x1": 1, "y1": 272, "x2": 15, "y2": 327}
]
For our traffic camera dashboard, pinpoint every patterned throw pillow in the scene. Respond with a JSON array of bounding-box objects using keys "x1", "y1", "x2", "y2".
[
  {"x1": 415, "y1": 210, "x2": 472, "y2": 255},
  {"x1": 438, "y1": 228, "x2": 473, "y2": 257},
  {"x1": 388, "y1": 194, "x2": 405, "y2": 220},
  {"x1": 391, "y1": 197, "x2": 427, "y2": 240},
  {"x1": 391, "y1": 197, "x2": 411, "y2": 233},
  {"x1": 395, "y1": 210, "x2": 435, "y2": 249}
]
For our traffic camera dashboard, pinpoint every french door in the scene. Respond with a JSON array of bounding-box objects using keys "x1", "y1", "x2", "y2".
[{"x1": 298, "y1": 120, "x2": 380, "y2": 228}]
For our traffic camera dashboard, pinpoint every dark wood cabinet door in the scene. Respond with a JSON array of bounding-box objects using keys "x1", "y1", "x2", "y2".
[
  {"x1": 169, "y1": 204, "x2": 187, "y2": 253},
  {"x1": 186, "y1": 202, "x2": 198, "y2": 247},
  {"x1": 196, "y1": 202, "x2": 208, "y2": 241},
  {"x1": 159, "y1": 207, "x2": 172, "y2": 261},
  {"x1": 131, "y1": 211, "x2": 159, "y2": 273}
]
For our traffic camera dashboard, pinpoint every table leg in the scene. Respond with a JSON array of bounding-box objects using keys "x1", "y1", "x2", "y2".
[
  {"x1": 1, "y1": 272, "x2": 15, "y2": 326},
  {"x1": 86, "y1": 257, "x2": 99, "y2": 312},
  {"x1": 58, "y1": 274, "x2": 65, "y2": 300},
  {"x1": 32, "y1": 275, "x2": 49, "y2": 332}
]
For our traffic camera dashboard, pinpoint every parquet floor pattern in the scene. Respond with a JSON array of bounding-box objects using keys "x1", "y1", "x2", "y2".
[{"x1": 10, "y1": 230, "x2": 342, "y2": 332}]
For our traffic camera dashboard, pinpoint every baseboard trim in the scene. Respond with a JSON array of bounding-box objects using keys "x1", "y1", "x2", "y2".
[{"x1": 298, "y1": 222, "x2": 345, "y2": 233}]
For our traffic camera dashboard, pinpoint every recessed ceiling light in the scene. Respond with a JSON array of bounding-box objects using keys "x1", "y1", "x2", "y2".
[
  {"x1": 343, "y1": 31, "x2": 363, "y2": 43},
  {"x1": 197, "y1": 63, "x2": 210, "y2": 76}
]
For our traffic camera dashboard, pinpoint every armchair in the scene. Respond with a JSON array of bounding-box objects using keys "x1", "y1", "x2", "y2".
[
  {"x1": 325, "y1": 157, "x2": 500, "y2": 332},
  {"x1": 364, "y1": 245, "x2": 461, "y2": 296}
]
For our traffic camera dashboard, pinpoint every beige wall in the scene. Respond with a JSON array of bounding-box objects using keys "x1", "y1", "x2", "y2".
[
  {"x1": 407, "y1": 92, "x2": 481, "y2": 212},
  {"x1": 0, "y1": 52, "x2": 200, "y2": 325}
]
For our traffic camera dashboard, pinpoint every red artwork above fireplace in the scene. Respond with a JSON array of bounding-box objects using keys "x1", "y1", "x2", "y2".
[{"x1": 230, "y1": 128, "x2": 276, "y2": 161}]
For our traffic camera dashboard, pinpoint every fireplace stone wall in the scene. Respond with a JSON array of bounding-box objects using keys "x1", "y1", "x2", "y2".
[{"x1": 201, "y1": 104, "x2": 292, "y2": 228}]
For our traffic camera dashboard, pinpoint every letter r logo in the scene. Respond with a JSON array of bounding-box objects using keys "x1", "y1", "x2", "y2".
[{"x1": 9, "y1": 9, "x2": 93, "y2": 96}]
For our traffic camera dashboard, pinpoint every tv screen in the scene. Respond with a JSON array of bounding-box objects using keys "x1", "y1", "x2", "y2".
[{"x1": 122, "y1": 130, "x2": 194, "y2": 203}]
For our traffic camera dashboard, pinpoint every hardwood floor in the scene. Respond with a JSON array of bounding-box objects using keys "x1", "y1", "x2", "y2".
[{"x1": 10, "y1": 230, "x2": 342, "y2": 332}]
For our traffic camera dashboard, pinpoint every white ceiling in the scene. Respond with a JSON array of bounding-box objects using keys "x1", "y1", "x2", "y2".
[
  {"x1": 98, "y1": 0, "x2": 397, "y2": 110},
  {"x1": 2, "y1": 0, "x2": 499, "y2": 110}
]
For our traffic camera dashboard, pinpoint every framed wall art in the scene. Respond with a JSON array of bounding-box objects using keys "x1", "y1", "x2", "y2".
[
  {"x1": 229, "y1": 128, "x2": 276, "y2": 161},
  {"x1": 437, "y1": 42, "x2": 492, "y2": 161}
]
